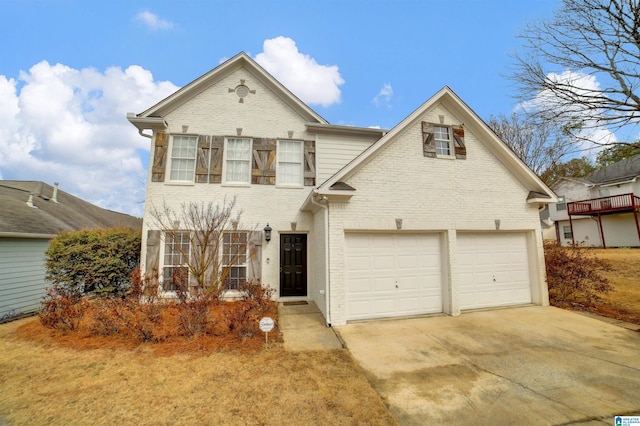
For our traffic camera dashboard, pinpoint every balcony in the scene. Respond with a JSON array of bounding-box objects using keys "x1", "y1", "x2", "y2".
[{"x1": 568, "y1": 193, "x2": 640, "y2": 216}]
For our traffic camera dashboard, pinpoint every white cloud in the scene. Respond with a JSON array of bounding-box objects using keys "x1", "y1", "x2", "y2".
[
  {"x1": 517, "y1": 70, "x2": 618, "y2": 154},
  {"x1": 0, "y1": 61, "x2": 179, "y2": 216},
  {"x1": 254, "y1": 37, "x2": 344, "y2": 107},
  {"x1": 135, "y1": 10, "x2": 174, "y2": 31},
  {"x1": 373, "y1": 83, "x2": 393, "y2": 108}
]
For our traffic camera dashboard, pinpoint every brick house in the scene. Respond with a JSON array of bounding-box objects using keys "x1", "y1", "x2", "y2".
[{"x1": 128, "y1": 52, "x2": 555, "y2": 326}]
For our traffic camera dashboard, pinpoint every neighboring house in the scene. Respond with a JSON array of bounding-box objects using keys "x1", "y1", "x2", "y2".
[
  {"x1": 0, "y1": 181, "x2": 142, "y2": 321},
  {"x1": 549, "y1": 155, "x2": 640, "y2": 248},
  {"x1": 128, "y1": 52, "x2": 556, "y2": 327}
]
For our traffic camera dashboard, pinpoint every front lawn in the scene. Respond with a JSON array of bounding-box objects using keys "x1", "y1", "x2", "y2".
[{"x1": 0, "y1": 318, "x2": 396, "y2": 425}]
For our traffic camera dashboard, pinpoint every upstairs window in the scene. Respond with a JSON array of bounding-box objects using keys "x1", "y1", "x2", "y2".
[
  {"x1": 277, "y1": 140, "x2": 303, "y2": 186},
  {"x1": 434, "y1": 126, "x2": 451, "y2": 156},
  {"x1": 222, "y1": 232, "x2": 248, "y2": 289},
  {"x1": 169, "y1": 136, "x2": 198, "y2": 181},
  {"x1": 163, "y1": 232, "x2": 190, "y2": 291},
  {"x1": 556, "y1": 196, "x2": 567, "y2": 211},
  {"x1": 224, "y1": 138, "x2": 252, "y2": 184}
]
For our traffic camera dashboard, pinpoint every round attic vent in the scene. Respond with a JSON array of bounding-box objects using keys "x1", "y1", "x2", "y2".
[{"x1": 235, "y1": 85, "x2": 250, "y2": 98}]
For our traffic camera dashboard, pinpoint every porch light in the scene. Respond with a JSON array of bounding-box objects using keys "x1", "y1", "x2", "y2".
[{"x1": 264, "y1": 223, "x2": 272, "y2": 242}]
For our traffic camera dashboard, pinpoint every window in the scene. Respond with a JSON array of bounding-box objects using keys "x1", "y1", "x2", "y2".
[
  {"x1": 563, "y1": 226, "x2": 572, "y2": 239},
  {"x1": 277, "y1": 140, "x2": 303, "y2": 186},
  {"x1": 163, "y1": 232, "x2": 190, "y2": 291},
  {"x1": 225, "y1": 138, "x2": 252, "y2": 184},
  {"x1": 434, "y1": 126, "x2": 451, "y2": 156},
  {"x1": 556, "y1": 196, "x2": 567, "y2": 211},
  {"x1": 222, "y1": 232, "x2": 248, "y2": 289},
  {"x1": 169, "y1": 136, "x2": 197, "y2": 181}
]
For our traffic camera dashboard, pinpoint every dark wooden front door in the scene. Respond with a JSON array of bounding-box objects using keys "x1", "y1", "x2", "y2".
[{"x1": 280, "y1": 234, "x2": 307, "y2": 297}]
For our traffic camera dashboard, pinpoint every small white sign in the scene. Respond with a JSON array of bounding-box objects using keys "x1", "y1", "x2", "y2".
[{"x1": 259, "y1": 317, "x2": 275, "y2": 333}]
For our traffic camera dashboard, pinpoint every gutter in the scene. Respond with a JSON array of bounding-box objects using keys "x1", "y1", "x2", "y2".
[
  {"x1": 0, "y1": 232, "x2": 56, "y2": 239},
  {"x1": 310, "y1": 191, "x2": 331, "y2": 327}
]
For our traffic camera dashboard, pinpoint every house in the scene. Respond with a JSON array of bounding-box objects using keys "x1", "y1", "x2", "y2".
[
  {"x1": 0, "y1": 181, "x2": 142, "y2": 321},
  {"x1": 127, "y1": 52, "x2": 556, "y2": 326},
  {"x1": 549, "y1": 155, "x2": 640, "y2": 247}
]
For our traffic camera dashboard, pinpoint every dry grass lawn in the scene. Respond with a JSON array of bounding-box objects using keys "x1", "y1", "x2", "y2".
[
  {"x1": 588, "y1": 248, "x2": 640, "y2": 324},
  {"x1": 0, "y1": 318, "x2": 396, "y2": 425}
]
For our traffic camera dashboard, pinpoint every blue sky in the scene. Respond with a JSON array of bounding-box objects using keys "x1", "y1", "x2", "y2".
[{"x1": 0, "y1": 0, "x2": 561, "y2": 216}]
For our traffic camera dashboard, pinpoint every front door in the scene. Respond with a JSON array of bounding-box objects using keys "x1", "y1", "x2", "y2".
[{"x1": 280, "y1": 234, "x2": 307, "y2": 297}]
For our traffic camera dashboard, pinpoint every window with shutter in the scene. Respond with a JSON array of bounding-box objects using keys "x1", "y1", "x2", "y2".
[
  {"x1": 422, "y1": 122, "x2": 466, "y2": 159},
  {"x1": 277, "y1": 140, "x2": 303, "y2": 186},
  {"x1": 224, "y1": 138, "x2": 252, "y2": 184},
  {"x1": 169, "y1": 136, "x2": 198, "y2": 181}
]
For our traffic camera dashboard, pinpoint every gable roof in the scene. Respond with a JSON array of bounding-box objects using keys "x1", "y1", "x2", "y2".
[
  {"x1": 0, "y1": 181, "x2": 142, "y2": 238},
  {"x1": 586, "y1": 153, "x2": 640, "y2": 185},
  {"x1": 315, "y1": 86, "x2": 555, "y2": 203},
  {"x1": 128, "y1": 52, "x2": 328, "y2": 131}
]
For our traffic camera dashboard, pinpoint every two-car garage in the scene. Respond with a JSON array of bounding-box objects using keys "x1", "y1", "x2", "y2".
[{"x1": 345, "y1": 231, "x2": 533, "y2": 321}]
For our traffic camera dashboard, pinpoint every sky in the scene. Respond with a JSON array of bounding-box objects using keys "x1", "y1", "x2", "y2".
[{"x1": 0, "y1": 0, "x2": 570, "y2": 217}]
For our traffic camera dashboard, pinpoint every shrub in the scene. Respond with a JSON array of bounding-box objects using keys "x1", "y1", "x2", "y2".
[
  {"x1": 39, "y1": 285, "x2": 89, "y2": 331},
  {"x1": 45, "y1": 227, "x2": 141, "y2": 297},
  {"x1": 544, "y1": 241, "x2": 613, "y2": 308}
]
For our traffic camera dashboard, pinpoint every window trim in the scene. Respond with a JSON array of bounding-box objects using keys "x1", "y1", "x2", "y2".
[
  {"x1": 563, "y1": 225, "x2": 573, "y2": 239},
  {"x1": 168, "y1": 135, "x2": 198, "y2": 182},
  {"x1": 433, "y1": 125, "x2": 454, "y2": 158},
  {"x1": 222, "y1": 137, "x2": 252, "y2": 186},
  {"x1": 276, "y1": 139, "x2": 304, "y2": 187}
]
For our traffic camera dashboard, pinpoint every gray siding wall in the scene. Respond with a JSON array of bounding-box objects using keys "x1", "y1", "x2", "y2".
[{"x1": 0, "y1": 238, "x2": 50, "y2": 320}]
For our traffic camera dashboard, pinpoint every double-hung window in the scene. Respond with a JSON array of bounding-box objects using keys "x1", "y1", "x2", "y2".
[
  {"x1": 169, "y1": 136, "x2": 198, "y2": 181},
  {"x1": 163, "y1": 232, "x2": 190, "y2": 291},
  {"x1": 556, "y1": 196, "x2": 567, "y2": 211},
  {"x1": 224, "y1": 138, "x2": 252, "y2": 184},
  {"x1": 434, "y1": 126, "x2": 452, "y2": 156},
  {"x1": 563, "y1": 226, "x2": 573, "y2": 239},
  {"x1": 277, "y1": 140, "x2": 303, "y2": 186},
  {"x1": 222, "y1": 232, "x2": 248, "y2": 289}
]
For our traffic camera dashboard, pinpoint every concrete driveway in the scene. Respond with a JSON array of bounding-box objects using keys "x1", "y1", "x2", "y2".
[{"x1": 336, "y1": 306, "x2": 640, "y2": 425}]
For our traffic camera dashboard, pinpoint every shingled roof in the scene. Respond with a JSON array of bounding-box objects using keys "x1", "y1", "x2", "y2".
[
  {"x1": 586, "y1": 154, "x2": 640, "y2": 185},
  {"x1": 0, "y1": 181, "x2": 142, "y2": 237}
]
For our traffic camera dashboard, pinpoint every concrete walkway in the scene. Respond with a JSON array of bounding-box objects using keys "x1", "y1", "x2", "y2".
[{"x1": 277, "y1": 301, "x2": 343, "y2": 351}]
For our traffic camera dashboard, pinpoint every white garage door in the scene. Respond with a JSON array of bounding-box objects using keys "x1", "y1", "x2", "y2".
[
  {"x1": 458, "y1": 232, "x2": 532, "y2": 310},
  {"x1": 345, "y1": 233, "x2": 443, "y2": 321}
]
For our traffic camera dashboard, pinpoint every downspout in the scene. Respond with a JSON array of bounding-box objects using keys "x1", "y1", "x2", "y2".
[
  {"x1": 139, "y1": 129, "x2": 153, "y2": 139},
  {"x1": 310, "y1": 192, "x2": 331, "y2": 327}
]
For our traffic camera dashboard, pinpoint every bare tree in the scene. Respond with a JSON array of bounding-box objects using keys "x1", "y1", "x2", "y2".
[
  {"x1": 511, "y1": 0, "x2": 640, "y2": 145},
  {"x1": 487, "y1": 112, "x2": 571, "y2": 175},
  {"x1": 149, "y1": 197, "x2": 252, "y2": 296}
]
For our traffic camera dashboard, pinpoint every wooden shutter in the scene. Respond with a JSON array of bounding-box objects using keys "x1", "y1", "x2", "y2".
[
  {"x1": 422, "y1": 122, "x2": 436, "y2": 158},
  {"x1": 209, "y1": 136, "x2": 224, "y2": 183},
  {"x1": 152, "y1": 133, "x2": 168, "y2": 181},
  {"x1": 247, "y1": 231, "x2": 262, "y2": 283},
  {"x1": 304, "y1": 140, "x2": 316, "y2": 186},
  {"x1": 145, "y1": 230, "x2": 161, "y2": 277},
  {"x1": 452, "y1": 125, "x2": 466, "y2": 159},
  {"x1": 251, "y1": 138, "x2": 276, "y2": 185},
  {"x1": 196, "y1": 135, "x2": 211, "y2": 183}
]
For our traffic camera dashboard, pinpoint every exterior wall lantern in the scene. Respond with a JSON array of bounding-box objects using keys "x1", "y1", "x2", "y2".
[{"x1": 264, "y1": 223, "x2": 272, "y2": 242}]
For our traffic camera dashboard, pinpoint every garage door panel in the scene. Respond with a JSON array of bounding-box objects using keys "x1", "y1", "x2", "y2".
[
  {"x1": 346, "y1": 233, "x2": 443, "y2": 320},
  {"x1": 458, "y1": 233, "x2": 532, "y2": 310}
]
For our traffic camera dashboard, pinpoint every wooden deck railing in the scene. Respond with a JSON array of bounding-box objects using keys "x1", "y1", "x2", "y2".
[{"x1": 568, "y1": 193, "x2": 640, "y2": 215}]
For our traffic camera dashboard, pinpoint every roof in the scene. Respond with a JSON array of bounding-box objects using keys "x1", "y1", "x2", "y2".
[
  {"x1": 315, "y1": 86, "x2": 556, "y2": 203},
  {"x1": 0, "y1": 181, "x2": 142, "y2": 238},
  {"x1": 586, "y1": 154, "x2": 640, "y2": 185},
  {"x1": 128, "y1": 52, "x2": 328, "y2": 130}
]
